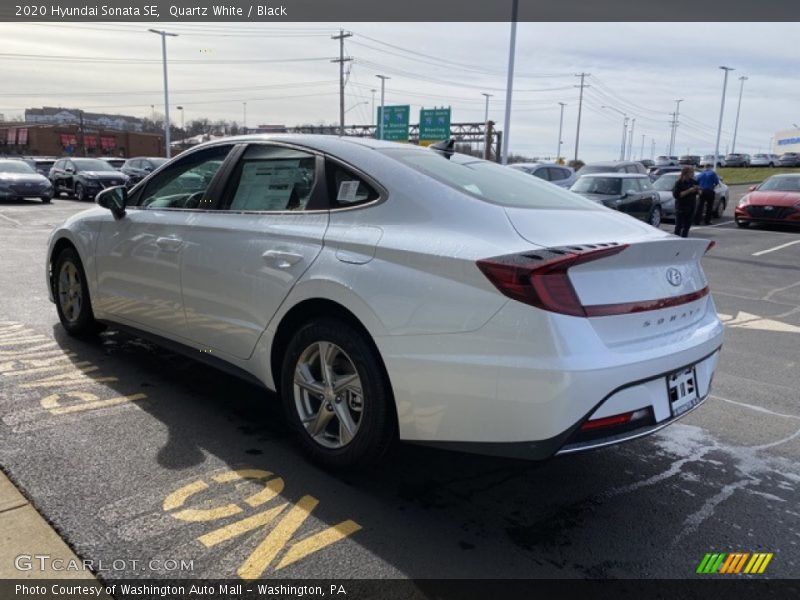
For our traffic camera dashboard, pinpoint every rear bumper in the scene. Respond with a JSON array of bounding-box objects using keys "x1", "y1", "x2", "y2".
[{"x1": 380, "y1": 293, "x2": 724, "y2": 455}]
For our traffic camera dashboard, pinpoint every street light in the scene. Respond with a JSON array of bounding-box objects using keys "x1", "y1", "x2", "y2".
[
  {"x1": 243, "y1": 102, "x2": 247, "y2": 133},
  {"x1": 370, "y1": 89, "x2": 376, "y2": 127},
  {"x1": 713, "y1": 67, "x2": 735, "y2": 172},
  {"x1": 375, "y1": 75, "x2": 390, "y2": 140},
  {"x1": 602, "y1": 105, "x2": 628, "y2": 160},
  {"x1": 627, "y1": 117, "x2": 636, "y2": 160},
  {"x1": 501, "y1": 0, "x2": 519, "y2": 165},
  {"x1": 148, "y1": 28, "x2": 178, "y2": 158},
  {"x1": 731, "y1": 76, "x2": 747, "y2": 153}
]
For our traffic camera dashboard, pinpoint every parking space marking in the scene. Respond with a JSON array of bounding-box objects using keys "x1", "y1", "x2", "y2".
[
  {"x1": 718, "y1": 311, "x2": 800, "y2": 334},
  {"x1": 162, "y1": 468, "x2": 361, "y2": 580},
  {"x1": 0, "y1": 321, "x2": 149, "y2": 428},
  {"x1": 752, "y1": 240, "x2": 800, "y2": 256}
]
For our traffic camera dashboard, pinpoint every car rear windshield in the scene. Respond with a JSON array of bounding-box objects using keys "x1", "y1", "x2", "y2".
[
  {"x1": 571, "y1": 176, "x2": 622, "y2": 195},
  {"x1": 0, "y1": 161, "x2": 35, "y2": 173},
  {"x1": 380, "y1": 149, "x2": 600, "y2": 210},
  {"x1": 576, "y1": 164, "x2": 619, "y2": 175},
  {"x1": 653, "y1": 173, "x2": 679, "y2": 190},
  {"x1": 758, "y1": 176, "x2": 800, "y2": 192},
  {"x1": 73, "y1": 159, "x2": 117, "y2": 171}
]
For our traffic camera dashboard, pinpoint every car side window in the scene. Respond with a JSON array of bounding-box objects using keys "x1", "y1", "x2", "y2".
[
  {"x1": 129, "y1": 159, "x2": 140, "y2": 169},
  {"x1": 326, "y1": 160, "x2": 379, "y2": 208},
  {"x1": 220, "y1": 145, "x2": 317, "y2": 212},
  {"x1": 135, "y1": 145, "x2": 232, "y2": 209},
  {"x1": 622, "y1": 179, "x2": 638, "y2": 194},
  {"x1": 532, "y1": 168, "x2": 550, "y2": 181},
  {"x1": 639, "y1": 178, "x2": 654, "y2": 191},
  {"x1": 547, "y1": 167, "x2": 566, "y2": 182}
]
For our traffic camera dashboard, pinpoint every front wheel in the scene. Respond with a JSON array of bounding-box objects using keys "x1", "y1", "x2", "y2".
[
  {"x1": 735, "y1": 218, "x2": 750, "y2": 228},
  {"x1": 280, "y1": 318, "x2": 395, "y2": 468},
  {"x1": 75, "y1": 183, "x2": 87, "y2": 202},
  {"x1": 713, "y1": 197, "x2": 726, "y2": 219},
  {"x1": 53, "y1": 247, "x2": 102, "y2": 336},
  {"x1": 648, "y1": 205, "x2": 662, "y2": 228}
]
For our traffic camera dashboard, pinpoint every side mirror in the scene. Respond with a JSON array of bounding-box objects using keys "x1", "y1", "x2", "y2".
[
  {"x1": 65, "y1": 167, "x2": 75, "y2": 174},
  {"x1": 96, "y1": 186, "x2": 127, "y2": 220},
  {"x1": 748, "y1": 185, "x2": 758, "y2": 192}
]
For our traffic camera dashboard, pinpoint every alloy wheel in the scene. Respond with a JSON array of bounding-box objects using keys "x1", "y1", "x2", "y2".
[{"x1": 57, "y1": 261, "x2": 83, "y2": 323}]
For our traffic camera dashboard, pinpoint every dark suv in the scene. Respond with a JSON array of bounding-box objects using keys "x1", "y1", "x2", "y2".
[
  {"x1": 121, "y1": 156, "x2": 168, "y2": 187},
  {"x1": 575, "y1": 160, "x2": 648, "y2": 176},
  {"x1": 50, "y1": 158, "x2": 129, "y2": 201},
  {"x1": 778, "y1": 152, "x2": 800, "y2": 167}
]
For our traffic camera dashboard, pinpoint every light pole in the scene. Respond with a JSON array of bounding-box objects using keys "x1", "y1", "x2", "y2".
[
  {"x1": 376, "y1": 75, "x2": 390, "y2": 140},
  {"x1": 602, "y1": 105, "x2": 628, "y2": 160},
  {"x1": 640, "y1": 134, "x2": 645, "y2": 161},
  {"x1": 242, "y1": 102, "x2": 247, "y2": 133},
  {"x1": 481, "y1": 93, "x2": 492, "y2": 125},
  {"x1": 713, "y1": 67, "x2": 735, "y2": 172},
  {"x1": 176, "y1": 105, "x2": 184, "y2": 140},
  {"x1": 731, "y1": 76, "x2": 748, "y2": 153},
  {"x1": 148, "y1": 29, "x2": 178, "y2": 158},
  {"x1": 556, "y1": 102, "x2": 566, "y2": 162},
  {"x1": 501, "y1": 0, "x2": 519, "y2": 165},
  {"x1": 669, "y1": 99, "x2": 683, "y2": 156},
  {"x1": 370, "y1": 89, "x2": 376, "y2": 127}
]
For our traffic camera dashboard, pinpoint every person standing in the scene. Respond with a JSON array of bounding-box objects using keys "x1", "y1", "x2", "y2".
[
  {"x1": 695, "y1": 163, "x2": 720, "y2": 225},
  {"x1": 673, "y1": 167, "x2": 699, "y2": 238}
]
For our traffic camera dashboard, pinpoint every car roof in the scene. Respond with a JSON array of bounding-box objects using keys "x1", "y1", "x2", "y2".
[
  {"x1": 583, "y1": 160, "x2": 638, "y2": 166},
  {"x1": 579, "y1": 172, "x2": 646, "y2": 178}
]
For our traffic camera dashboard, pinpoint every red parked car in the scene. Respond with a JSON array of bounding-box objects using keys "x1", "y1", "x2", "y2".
[{"x1": 735, "y1": 174, "x2": 800, "y2": 228}]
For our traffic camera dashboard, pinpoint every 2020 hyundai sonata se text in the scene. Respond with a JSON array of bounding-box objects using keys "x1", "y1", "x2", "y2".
[{"x1": 46, "y1": 135, "x2": 723, "y2": 467}]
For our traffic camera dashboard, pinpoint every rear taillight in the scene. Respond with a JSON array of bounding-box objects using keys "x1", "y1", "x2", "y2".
[
  {"x1": 579, "y1": 408, "x2": 650, "y2": 431},
  {"x1": 477, "y1": 245, "x2": 628, "y2": 317},
  {"x1": 705, "y1": 240, "x2": 716, "y2": 254}
]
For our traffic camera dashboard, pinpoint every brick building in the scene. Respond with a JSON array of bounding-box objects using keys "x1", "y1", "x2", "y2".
[{"x1": 0, "y1": 124, "x2": 164, "y2": 158}]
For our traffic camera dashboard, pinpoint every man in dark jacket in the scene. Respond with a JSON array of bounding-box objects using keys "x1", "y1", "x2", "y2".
[{"x1": 673, "y1": 167, "x2": 699, "y2": 238}]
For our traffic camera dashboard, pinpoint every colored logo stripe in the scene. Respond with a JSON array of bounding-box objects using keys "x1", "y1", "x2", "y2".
[
  {"x1": 744, "y1": 553, "x2": 773, "y2": 574},
  {"x1": 697, "y1": 552, "x2": 773, "y2": 574}
]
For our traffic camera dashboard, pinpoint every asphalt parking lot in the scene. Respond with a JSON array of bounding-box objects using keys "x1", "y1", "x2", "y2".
[{"x1": 0, "y1": 183, "x2": 798, "y2": 580}]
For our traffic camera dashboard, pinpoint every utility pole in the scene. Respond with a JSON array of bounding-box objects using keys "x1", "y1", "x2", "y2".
[
  {"x1": 668, "y1": 99, "x2": 683, "y2": 156},
  {"x1": 556, "y1": 102, "x2": 566, "y2": 162},
  {"x1": 242, "y1": 102, "x2": 247, "y2": 133},
  {"x1": 640, "y1": 134, "x2": 645, "y2": 162},
  {"x1": 176, "y1": 105, "x2": 184, "y2": 140},
  {"x1": 501, "y1": 0, "x2": 518, "y2": 165},
  {"x1": 482, "y1": 93, "x2": 493, "y2": 156},
  {"x1": 370, "y1": 89, "x2": 376, "y2": 127},
  {"x1": 714, "y1": 67, "x2": 734, "y2": 172},
  {"x1": 376, "y1": 75, "x2": 389, "y2": 140},
  {"x1": 731, "y1": 75, "x2": 748, "y2": 153},
  {"x1": 332, "y1": 29, "x2": 353, "y2": 137},
  {"x1": 651, "y1": 137, "x2": 656, "y2": 160},
  {"x1": 574, "y1": 72, "x2": 590, "y2": 162},
  {"x1": 627, "y1": 118, "x2": 636, "y2": 160},
  {"x1": 148, "y1": 29, "x2": 178, "y2": 158}
]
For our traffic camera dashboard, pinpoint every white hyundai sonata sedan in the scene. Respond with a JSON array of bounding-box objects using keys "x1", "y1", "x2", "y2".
[{"x1": 46, "y1": 135, "x2": 723, "y2": 467}]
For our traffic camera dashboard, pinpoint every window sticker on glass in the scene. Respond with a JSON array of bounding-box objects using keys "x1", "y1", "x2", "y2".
[
  {"x1": 231, "y1": 160, "x2": 300, "y2": 211},
  {"x1": 337, "y1": 180, "x2": 361, "y2": 204}
]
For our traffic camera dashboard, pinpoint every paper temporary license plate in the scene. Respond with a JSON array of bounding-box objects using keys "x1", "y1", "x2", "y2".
[{"x1": 667, "y1": 367, "x2": 700, "y2": 417}]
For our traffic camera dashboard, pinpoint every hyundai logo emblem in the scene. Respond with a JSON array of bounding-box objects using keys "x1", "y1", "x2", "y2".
[{"x1": 666, "y1": 268, "x2": 682, "y2": 287}]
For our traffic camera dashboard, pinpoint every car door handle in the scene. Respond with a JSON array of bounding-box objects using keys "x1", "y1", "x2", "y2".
[
  {"x1": 155, "y1": 236, "x2": 183, "y2": 252},
  {"x1": 262, "y1": 250, "x2": 303, "y2": 268}
]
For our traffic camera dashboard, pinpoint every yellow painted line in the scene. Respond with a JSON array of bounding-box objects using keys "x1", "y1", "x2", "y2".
[
  {"x1": 172, "y1": 504, "x2": 243, "y2": 522},
  {"x1": 212, "y1": 469, "x2": 272, "y2": 484},
  {"x1": 275, "y1": 519, "x2": 362, "y2": 570},
  {"x1": 0, "y1": 343, "x2": 59, "y2": 357},
  {"x1": 744, "y1": 553, "x2": 765, "y2": 574},
  {"x1": 19, "y1": 368, "x2": 115, "y2": 389},
  {"x1": 237, "y1": 495, "x2": 318, "y2": 580},
  {"x1": 43, "y1": 392, "x2": 147, "y2": 415},
  {"x1": 0, "y1": 336, "x2": 50, "y2": 346},
  {"x1": 757, "y1": 553, "x2": 773, "y2": 574},
  {"x1": 199, "y1": 504, "x2": 288, "y2": 548},
  {"x1": 163, "y1": 480, "x2": 209, "y2": 511},
  {"x1": 2, "y1": 358, "x2": 86, "y2": 377}
]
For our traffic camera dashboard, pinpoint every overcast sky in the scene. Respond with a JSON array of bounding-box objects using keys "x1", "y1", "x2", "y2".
[{"x1": 1, "y1": 21, "x2": 797, "y2": 161}]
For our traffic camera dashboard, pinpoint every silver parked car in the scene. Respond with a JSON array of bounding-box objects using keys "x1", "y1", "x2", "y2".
[
  {"x1": 750, "y1": 154, "x2": 779, "y2": 167},
  {"x1": 652, "y1": 171, "x2": 729, "y2": 219},
  {"x1": 509, "y1": 162, "x2": 577, "y2": 189}
]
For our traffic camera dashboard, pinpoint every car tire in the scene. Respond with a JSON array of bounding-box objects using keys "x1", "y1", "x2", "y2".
[
  {"x1": 735, "y1": 218, "x2": 750, "y2": 228},
  {"x1": 53, "y1": 247, "x2": 103, "y2": 337},
  {"x1": 75, "y1": 183, "x2": 87, "y2": 202},
  {"x1": 713, "y1": 198, "x2": 726, "y2": 219},
  {"x1": 41, "y1": 197, "x2": 51, "y2": 204},
  {"x1": 280, "y1": 318, "x2": 395, "y2": 469},
  {"x1": 769, "y1": 162, "x2": 774, "y2": 168},
  {"x1": 648, "y1": 205, "x2": 662, "y2": 228}
]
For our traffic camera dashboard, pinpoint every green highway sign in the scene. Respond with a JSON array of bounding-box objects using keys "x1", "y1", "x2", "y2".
[
  {"x1": 377, "y1": 105, "x2": 410, "y2": 142},
  {"x1": 419, "y1": 107, "x2": 451, "y2": 144}
]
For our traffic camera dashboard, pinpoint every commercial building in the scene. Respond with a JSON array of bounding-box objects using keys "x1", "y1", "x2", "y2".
[
  {"x1": 773, "y1": 129, "x2": 800, "y2": 154},
  {"x1": 0, "y1": 123, "x2": 164, "y2": 158},
  {"x1": 24, "y1": 107, "x2": 144, "y2": 132}
]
